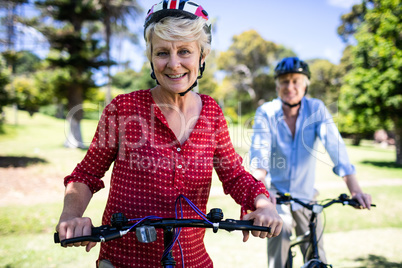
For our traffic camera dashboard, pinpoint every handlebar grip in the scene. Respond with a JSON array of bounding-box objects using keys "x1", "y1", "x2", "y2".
[
  {"x1": 54, "y1": 232, "x2": 102, "y2": 247},
  {"x1": 345, "y1": 199, "x2": 360, "y2": 207},
  {"x1": 54, "y1": 232, "x2": 60, "y2": 243},
  {"x1": 346, "y1": 199, "x2": 376, "y2": 208},
  {"x1": 219, "y1": 220, "x2": 271, "y2": 233},
  {"x1": 60, "y1": 236, "x2": 102, "y2": 247}
]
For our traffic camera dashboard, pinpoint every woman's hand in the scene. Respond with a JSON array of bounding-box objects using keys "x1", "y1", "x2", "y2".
[
  {"x1": 56, "y1": 182, "x2": 95, "y2": 251},
  {"x1": 242, "y1": 194, "x2": 283, "y2": 242},
  {"x1": 56, "y1": 215, "x2": 96, "y2": 252}
]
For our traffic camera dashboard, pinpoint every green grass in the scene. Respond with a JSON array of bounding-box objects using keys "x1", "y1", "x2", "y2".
[
  {"x1": 0, "y1": 108, "x2": 401, "y2": 267},
  {"x1": 0, "y1": 233, "x2": 100, "y2": 268},
  {"x1": 1, "y1": 107, "x2": 98, "y2": 155}
]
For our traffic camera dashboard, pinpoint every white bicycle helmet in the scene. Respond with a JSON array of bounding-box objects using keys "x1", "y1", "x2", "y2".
[{"x1": 144, "y1": 0, "x2": 211, "y2": 42}]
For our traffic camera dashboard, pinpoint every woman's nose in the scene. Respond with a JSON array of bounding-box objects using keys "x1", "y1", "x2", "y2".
[{"x1": 167, "y1": 54, "x2": 180, "y2": 69}]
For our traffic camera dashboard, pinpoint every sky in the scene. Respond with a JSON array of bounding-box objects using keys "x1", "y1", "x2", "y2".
[
  {"x1": 120, "y1": 0, "x2": 360, "y2": 72},
  {"x1": 1, "y1": 0, "x2": 361, "y2": 78}
]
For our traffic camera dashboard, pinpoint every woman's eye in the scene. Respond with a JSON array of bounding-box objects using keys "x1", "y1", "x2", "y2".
[
  {"x1": 179, "y1": 49, "x2": 190, "y2": 55},
  {"x1": 156, "y1": 51, "x2": 168, "y2": 57}
]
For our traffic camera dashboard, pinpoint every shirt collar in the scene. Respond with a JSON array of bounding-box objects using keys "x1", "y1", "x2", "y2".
[{"x1": 275, "y1": 97, "x2": 306, "y2": 118}]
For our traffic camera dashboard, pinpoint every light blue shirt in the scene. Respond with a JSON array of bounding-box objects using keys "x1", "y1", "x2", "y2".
[{"x1": 250, "y1": 97, "x2": 355, "y2": 208}]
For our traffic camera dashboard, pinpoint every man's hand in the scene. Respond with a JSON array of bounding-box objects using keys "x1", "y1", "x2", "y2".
[
  {"x1": 343, "y1": 174, "x2": 372, "y2": 210},
  {"x1": 351, "y1": 192, "x2": 372, "y2": 210}
]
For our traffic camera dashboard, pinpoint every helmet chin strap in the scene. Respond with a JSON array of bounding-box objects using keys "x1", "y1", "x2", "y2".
[
  {"x1": 281, "y1": 87, "x2": 308, "y2": 108},
  {"x1": 281, "y1": 100, "x2": 301, "y2": 108},
  {"x1": 178, "y1": 80, "x2": 198, "y2": 96},
  {"x1": 178, "y1": 57, "x2": 205, "y2": 97}
]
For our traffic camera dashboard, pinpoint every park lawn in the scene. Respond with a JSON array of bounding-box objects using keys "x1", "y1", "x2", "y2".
[
  {"x1": 0, "y1": 108, "x2": 401, "y2": 267},
  {"x1": 0, "y1": 187, "x2": 401, "y2": 268}
]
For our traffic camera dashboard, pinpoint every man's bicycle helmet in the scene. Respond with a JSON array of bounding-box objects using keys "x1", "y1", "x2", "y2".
[
  {"x1": 274, "y1": 57, "x2": 311, "y2": 79},
  {"x1": 144, "y1": 0, "x2": 211, "y2": 42}
]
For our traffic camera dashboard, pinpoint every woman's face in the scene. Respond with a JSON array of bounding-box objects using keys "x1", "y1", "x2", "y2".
[
  {"x1": 276, "y1": 73, "x2": 307, "y2": 105},
  {"x1": 151, "y1": 34, "x2": 204, "y2": 94}
]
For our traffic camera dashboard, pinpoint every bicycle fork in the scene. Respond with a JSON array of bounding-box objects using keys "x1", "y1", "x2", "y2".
[
  {"x1": 161, "y1": 226, "x2": 177, "y2": 268},
  {"x1": 307, "y1": 212, "x2": 320, "y2": 261},
  {"x1": 287, "y1": 211, "x2": 320, "y2": 267}
]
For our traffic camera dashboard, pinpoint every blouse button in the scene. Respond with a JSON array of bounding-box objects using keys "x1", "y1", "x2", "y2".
[
  {"x1": 177, "y1": 147, "x2": 181, "y2": 152},
  {"x1": 177, "y1": 165, "x2": 183, "y2": 169}
]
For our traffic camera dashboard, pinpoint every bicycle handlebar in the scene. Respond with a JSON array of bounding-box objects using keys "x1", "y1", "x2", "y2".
[
  {"x1": 276, "y1": 192, "x2": 376, "y2": 210},
  {"x1": 54, "y1": 210, "x2": 271, "y2": 247}
]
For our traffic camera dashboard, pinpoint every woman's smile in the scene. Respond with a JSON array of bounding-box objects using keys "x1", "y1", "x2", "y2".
[{"x1": 166, "y1": 73, "x2": 187, "y2": 79}]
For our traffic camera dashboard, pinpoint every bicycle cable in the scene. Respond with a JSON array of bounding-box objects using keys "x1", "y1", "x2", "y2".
[
  {"x1": 318, "y1": 206, "x2": 326, "y2": 244},
  {"x1": 161, "y1": 194, "x2": 215, "y2": 268}
]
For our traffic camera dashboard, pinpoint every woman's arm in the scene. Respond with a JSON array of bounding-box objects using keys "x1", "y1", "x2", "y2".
[{"x1": 56, "y1": 182, "x2": 96, "y2": 252}]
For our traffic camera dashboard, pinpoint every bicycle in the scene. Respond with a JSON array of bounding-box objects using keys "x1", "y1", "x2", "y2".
[
  {"x1": 275, "y1": 192, "x2": 375, "y2": 268},
  {"x1": 54, "y1": 194, "x2": 271, "y2": 268}
]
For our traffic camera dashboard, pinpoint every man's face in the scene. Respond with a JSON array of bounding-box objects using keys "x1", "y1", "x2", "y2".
[{"x1": 276, "y1": 73, "x2": 307, "y2": 105}]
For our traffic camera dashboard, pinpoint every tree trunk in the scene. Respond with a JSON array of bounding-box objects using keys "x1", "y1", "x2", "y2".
[
  {"x1": 105, "y1": 1, "x2": 112, "y2": 104},
  {"x1": 64, "y1": 115, "x2": 85, "y2": 148},
  {"x1": 64, "y1": 84, "x2": 85, "y2": 149},
  {"x1": 352, "y1": 134, "x2": 362, "y2": 146},
  {"x1": 394, "y1": 117, "x2": 402, "y2": 165}
]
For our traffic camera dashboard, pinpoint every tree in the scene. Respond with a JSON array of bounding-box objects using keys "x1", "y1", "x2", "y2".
[
  {"x1": 197, "y1": 50, "x2": 218, "y2": 98},
  {"x1": 337, "y1": 1, "x2": 370, "y2": 43},
  {"x1": 6, "y1": 74, "x2": 52, "y2": 116},
  {"x1": 112, "y1": 63, "x2": 155, "y2": 92},
  {"x1": 0, "y1": 54, "x2": 11, "y2": 129},
  {"x1": 0, "y1": 51, "x2": 43, "y2": 117},
  {"x1": 0, "y1": 0, "x2": 29, "y2": 126},
  {"x1": 340, "y1": 0, "x2": 402, "y2": 163},
  {"x1": 27, "y1": 0, "x2": 108, "y2": 148},
  {"x1": 14, "y1": 50, "x2": 41, "y2": 74},
  {"x1": 217, "y1": 30, "x2": 295, "y2": 115},
  {"x1": 308, "y1": 59, "x2": 343, "y2": 106},
  {"x1": 98, "y1": 0, "x2": 142, "y2": 104},
  {"x1": 0, "y1": 0, "x2": 28, "y2": 51},
  {"x1": 336, "y1": 45, "x2": 381, "y2": 144}
]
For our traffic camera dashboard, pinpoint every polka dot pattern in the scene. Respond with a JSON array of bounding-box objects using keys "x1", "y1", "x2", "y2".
[{"x1": 64, "y1": 89, "x2": 268, "y2": 267}]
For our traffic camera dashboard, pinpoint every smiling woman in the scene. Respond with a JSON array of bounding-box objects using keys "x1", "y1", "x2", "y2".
[{"x1": 55, "y1": 1, "x2": 282, "y2": 267}]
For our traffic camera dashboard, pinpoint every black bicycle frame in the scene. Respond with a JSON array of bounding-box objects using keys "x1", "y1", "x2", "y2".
[
  {"x1": 286, "y1": 210, "x2": 320, "y2": 268},
  {"x1": 162, "y1": 226, "x2": 176, "y2": 268},
  {"x1": 278, "y1": 192, "x2": 376, "y2": 268}
]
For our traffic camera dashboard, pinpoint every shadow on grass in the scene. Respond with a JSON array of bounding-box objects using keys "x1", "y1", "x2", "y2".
[
  {"x1": 355, "y1": 254, "x2": 402, "y2": 268},
  {"x1": 360, "y1": 160, "x2": 402, "y2": 169},
  {"x1": 0, "y1": 156, "x2": 48, "y2": 168}
]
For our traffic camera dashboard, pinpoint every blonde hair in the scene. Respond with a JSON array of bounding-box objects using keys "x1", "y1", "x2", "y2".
[{"x1": 145, "y1": 16, "x2": 211, "y2": 61}]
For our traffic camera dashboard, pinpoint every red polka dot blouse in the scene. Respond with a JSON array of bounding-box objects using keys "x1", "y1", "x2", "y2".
[{"x1": 64, "y1": 89, "x2": 268, "y2": 267}]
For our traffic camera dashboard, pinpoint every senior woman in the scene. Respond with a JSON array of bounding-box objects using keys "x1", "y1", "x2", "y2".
[{"x1": 55, "y1": 1, "x2": 282, "y2": 267}]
